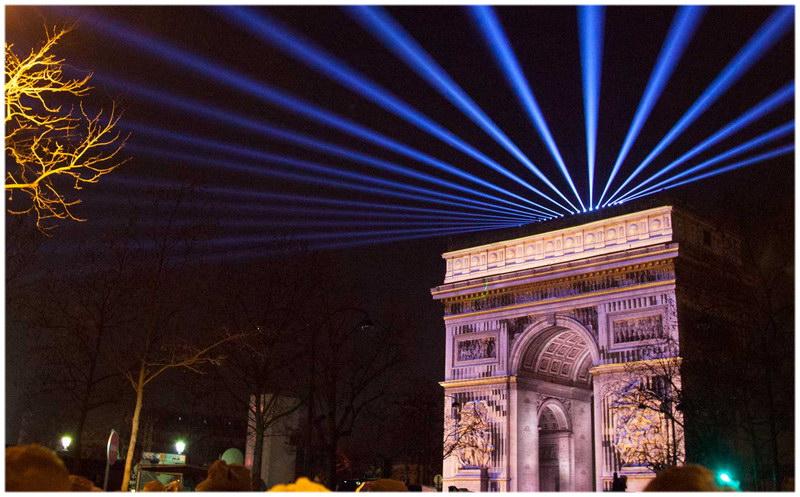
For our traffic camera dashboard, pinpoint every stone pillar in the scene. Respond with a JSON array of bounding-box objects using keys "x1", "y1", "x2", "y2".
[
  {"x1": 508, "y1": 383, "x2": 518, "y2": 492},
  {"x1": 572, "y1": 398, "x2": 594, "y2": 491},
  {"x1": 592, "y1": 377, "x2": 608, "y2": 491},
  {"x1": 516, "y1": 391, "x2": 539, "y2": 491}
]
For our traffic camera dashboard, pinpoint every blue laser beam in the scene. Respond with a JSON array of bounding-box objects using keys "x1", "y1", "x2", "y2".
[
  {"x1": 203, "y1": 222, "x2": 520, "y2": 248},
  {"x1": 188, "y1": 221, "x2": 522, "y2": 262},
  {"x1": 153, "y1": 218, "x2": 519, "y2": 229},
  {"x1": 98, "y1": 75, "x2": 556, "y2": 219},
  {"x1": 62, "y1": 7, "x2": 565, "y2": 216},
  {"x1": 616, "y1": 82, "x2": 794, "y2": 201},
  {"x1": 595, "y1": 6, "x2": 706, "y2": 208},
  {"x1": 78, "y1": 221, "x2": 519, "y2": 259},
  {"x1": 122, "y1": 121, "x2": 549, "y2": 222},
  {"x1": 348, "y1": 5, "x2": 582, "y2": 212},
  {"x1": 308, "y1": 223, "x2": 519, "y2": 251},
  {"x1": 149, "y1": 221, "x2": 519, "y2": 252},
  {"x1": 215, "y1": 7, "x2": 568, "y2": 214},
  {"x1": 102, "y1": 175, "x2": 531, "y2": 223},
  {"x1": 126, "y1": 143, "x2": 539, "y2": 223},
  {"x1": 615, "y1": 122, "x2": 794, "y2": 202},
  {"x1": 469, "y1": 6, "x2": 583, "y2": 211},
  {"x1": 603, "y1": 5, "x2": 793, "y2": 206},
  {"x1": 619, "y1": 144, "x2": 794, "y2": 203},
  {"x1": 578, "y1": 5, "x2": 606, "y2": 209},
  {"x1": 91, "y1": 193, "x2": 526, "y2": 225}
]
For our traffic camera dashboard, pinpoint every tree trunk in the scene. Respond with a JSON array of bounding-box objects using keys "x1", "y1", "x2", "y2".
[
  {"x1": 326, "y1": 387, "x2": 337, "y2": 487},
  {"x1": 121, "y1": 366, "x2": 145, "y2": 491},
  {"x1": 304, "y1": 328, "x2": 317, "y2": 478},
  {"x1": 743, "y1": 410, "x2": 762, "y2": 490},
  {"x1": 74, "y1": 399, "x2": 89, "y2": 474},
  {"x1": 327, "y1": 437, "x2": 338, "y2": 490},
  {"x1": 251, "y1": 415, "x2": 265, "y2": 486},
  {"x1": 762, "y1": 316, "x2": 781, "y2": 490}
]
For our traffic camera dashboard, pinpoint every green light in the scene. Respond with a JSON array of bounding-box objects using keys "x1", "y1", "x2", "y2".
[
  {"x1": 717, "y1": 470, "x2": 740, "y2": 490},
  {"x1": 175, "y1": 440, "x2": 186, "y2": 455}
]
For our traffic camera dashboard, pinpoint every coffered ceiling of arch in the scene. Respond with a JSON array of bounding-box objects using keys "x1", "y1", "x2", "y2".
[{"x1": 521, "y1": 330, "x2": 593, "y2": 387}]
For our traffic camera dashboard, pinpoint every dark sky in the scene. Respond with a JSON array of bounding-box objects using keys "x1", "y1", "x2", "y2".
[{"x1": 5, "y1": 5, "x2": 794, "y2": 441}]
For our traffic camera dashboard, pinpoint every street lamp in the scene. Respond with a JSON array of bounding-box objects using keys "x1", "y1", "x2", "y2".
[
  {"x1": 60, "y1": 435, "x2": 72, "y2": 452},
  {"x1": 175, "y1": 440, "x2": 186, "y2": 455}
]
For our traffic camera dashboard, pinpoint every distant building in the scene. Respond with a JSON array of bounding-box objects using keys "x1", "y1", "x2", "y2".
[{"x1": 245, "y1": 394, "x2": 301, "y2": 488}]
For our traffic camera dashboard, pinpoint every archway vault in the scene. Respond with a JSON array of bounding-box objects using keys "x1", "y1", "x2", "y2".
[{"x1": 509, "y1": 315, "x2": 600, "y2": 387}]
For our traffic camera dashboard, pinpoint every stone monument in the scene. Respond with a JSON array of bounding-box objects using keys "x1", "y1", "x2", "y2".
[{"x1": 432, "y1": 205, "x2": 744, "y2": 492}]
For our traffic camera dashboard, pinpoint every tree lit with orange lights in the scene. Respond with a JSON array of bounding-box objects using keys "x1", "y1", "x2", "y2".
[{"x1": 5, "y1": 26, "x2": 128, "y2": 232}]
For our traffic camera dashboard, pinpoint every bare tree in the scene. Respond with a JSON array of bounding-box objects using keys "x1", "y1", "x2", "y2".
[
  {"x1": 211, "y1": 258, "x2": 311, "y2": 486},
  {"x1": 310, "y1": 306, "x2": 403, "y2": 487},
  {"x1": 30, "y1": 236, "x2": 135, "y2": 465},
  {"x1": 114, "y1": 192, "x2": 243, "y2": 491},
  {"x1": 383, "y1": 377, "x2": 443, "y2": 485},
  {"x1": 606, "y1": 339, "x2": 684, "y2": 473},
  {"x1": 5, "y1": 26, "x2": 128, "y2": 231},
  {"x1": 443, "y1": 398, "x2": 494, "y2": 468}
]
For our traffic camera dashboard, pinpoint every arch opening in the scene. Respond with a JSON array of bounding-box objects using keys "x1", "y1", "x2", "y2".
[
  {"x1": 513, "y1": 320, "x2": 598, "y2": 492},
  {"x1": 538, "y1": 402, "x2": 571, "y2": 491}
]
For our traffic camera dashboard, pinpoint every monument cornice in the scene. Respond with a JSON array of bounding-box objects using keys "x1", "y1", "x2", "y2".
[
  {"x1": 439, "y1": 375, "x2": 517, "y2": 389},
  {"x1": 432, "y1": 245, "x2": 678, "y2": 298},
  {"x1": 437, "y1": 253, "x2": 676, "y2": 305},
  {"x1": 440, "y1": 205, "x2": 674, "y2": 284},
  {"x1": 589, "y1": 356, "x2": 682, "y2": 375}
]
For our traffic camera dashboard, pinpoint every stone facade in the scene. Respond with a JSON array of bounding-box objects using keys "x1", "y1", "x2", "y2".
[{"x1": 433, "y1": 206, "x2": 739, "y2": 492}]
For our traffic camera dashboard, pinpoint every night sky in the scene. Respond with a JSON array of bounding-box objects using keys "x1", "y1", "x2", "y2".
[{"x1": 5, "y1": 5, "x2": 794, "y2": 452}]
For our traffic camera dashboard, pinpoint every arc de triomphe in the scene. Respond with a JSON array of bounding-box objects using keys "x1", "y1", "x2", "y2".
[{"x1": 432, "y1": 205, "x2": 742, "y2": 492}]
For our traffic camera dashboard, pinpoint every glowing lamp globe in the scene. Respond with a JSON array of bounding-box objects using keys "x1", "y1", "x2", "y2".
[
  {"x1": 175, "y1": 440, "x2": 186, "y2": 455},
  {"x1": 60, "y1": 435, "x2": 72, "y2": 451}
]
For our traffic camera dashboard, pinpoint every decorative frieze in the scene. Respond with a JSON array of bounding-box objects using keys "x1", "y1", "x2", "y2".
[
  {"x1": 612, "y1": 314, "x2": 664, "y2": 344},
  {"x1": 443, "y1": 206, "x2": 674, "y2": 284},
  {"x1": 444, "y1": 263, "x2": 674, "y2": 316}
]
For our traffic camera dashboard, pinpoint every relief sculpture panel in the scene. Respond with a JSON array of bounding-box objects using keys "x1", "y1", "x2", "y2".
[
  {"x1": 457, "y1": 336, "x2": 497, "y2": 362},
  {"x1": 612, "y1": 314, "x2": 664, "y2": 344}
]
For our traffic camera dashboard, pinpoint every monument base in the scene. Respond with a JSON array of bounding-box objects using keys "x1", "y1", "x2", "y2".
[{"x1": 444, "y1": 467, "x2": 489, "y2": 493}]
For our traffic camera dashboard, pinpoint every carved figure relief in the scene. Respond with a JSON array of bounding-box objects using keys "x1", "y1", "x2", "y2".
[
  {"x1": 612, "y1": 314, "x2": 664, "y2": 343},
  {"x1": 613, "y1": 407, "x2": 670, "y2": 468},
  {"x1": 457, "y1": 336, "x2": 497, "y2": 362},
  {"x1": 455, "y1": 401, "x2": 494, "y2": 469}
]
